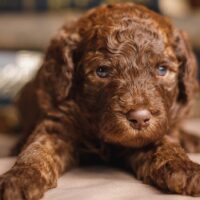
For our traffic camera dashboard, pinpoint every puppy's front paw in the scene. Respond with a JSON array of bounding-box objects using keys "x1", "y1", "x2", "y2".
[
  {"x1": 159, "y1": 160, "x2": 200, "y2": 196},
  {"x1": 0, "y1": 167, "x2": 46, "y2": 200}
]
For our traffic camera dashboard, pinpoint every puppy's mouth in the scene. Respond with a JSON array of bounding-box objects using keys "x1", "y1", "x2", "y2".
[{"x1": 99, "y1": 108, "x2": 168, "y2": 148}]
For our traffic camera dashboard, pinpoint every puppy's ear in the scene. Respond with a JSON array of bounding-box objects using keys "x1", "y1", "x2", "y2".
[
  {"x1": 38, "y1": 27, "x2": 80, "y2": 110},
  {"x1": 172, "y1": 29, "x2": 198, "y2": 119},
  {"x1": 174, "y1": 30, "x2": 198, "y2": 103}
]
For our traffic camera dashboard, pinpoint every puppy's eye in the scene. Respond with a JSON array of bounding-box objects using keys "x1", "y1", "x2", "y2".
[
  {"x1": 156, "y1": 65, "x2": 168, "y2": 76},
  {"x1": 96, "y1": 66, "x2": 110, "y2": 78}
]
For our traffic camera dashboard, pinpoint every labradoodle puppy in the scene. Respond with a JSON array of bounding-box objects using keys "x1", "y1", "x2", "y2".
[{"x1": 0, "y1": 3, "x2": 200, "y2": 199}]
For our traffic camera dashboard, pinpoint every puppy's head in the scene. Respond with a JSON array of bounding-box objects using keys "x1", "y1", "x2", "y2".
[{"x1": 41, "y1": 3, "x2": 198, "y2": 148}]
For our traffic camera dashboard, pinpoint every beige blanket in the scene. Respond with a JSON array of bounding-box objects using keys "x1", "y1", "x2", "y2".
[
  {"x1": 0, "y1": 118, "x2": 199, "y2": 199},
  {"x1": 0, "y1": 155, "x2": 200, "y2": 200}
]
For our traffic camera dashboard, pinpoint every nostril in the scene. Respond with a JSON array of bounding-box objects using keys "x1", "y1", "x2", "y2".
[
  {"x1": 126, "y1": 109, "x2": 151, "y2": 129},
  {"x1": 131, "y1": 119, "x2": 138, "y2": 124},
  {"x1": 144, "y1": 118, "x2": 150, "y2": 123}
]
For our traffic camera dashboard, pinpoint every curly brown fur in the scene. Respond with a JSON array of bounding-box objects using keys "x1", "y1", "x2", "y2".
[{"x1": 0, "y1": 3, "x2": 199, "y2": 199}]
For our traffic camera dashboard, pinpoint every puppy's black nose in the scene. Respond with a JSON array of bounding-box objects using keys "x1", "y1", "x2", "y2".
[{"x1": 126, "y1": 109, "x2": 151, "y2": 130}]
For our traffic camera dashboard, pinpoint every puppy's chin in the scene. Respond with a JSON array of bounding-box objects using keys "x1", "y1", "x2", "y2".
[{"x1": 99, "y1": 112, "x2": 168, "y2": 148}]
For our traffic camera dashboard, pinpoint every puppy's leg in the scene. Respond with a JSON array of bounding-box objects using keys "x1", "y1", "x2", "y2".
[
  {"x1": 126, "y1": 136, "x2": 200, "y2": 196},
  {"x1": 0, "y1": 120, "x2": 76, "y2": 200}
]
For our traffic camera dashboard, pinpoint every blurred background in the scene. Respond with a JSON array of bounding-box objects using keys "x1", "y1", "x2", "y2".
[{"x1": 0, "y1": 0, "x2": 199, "y2": 157}]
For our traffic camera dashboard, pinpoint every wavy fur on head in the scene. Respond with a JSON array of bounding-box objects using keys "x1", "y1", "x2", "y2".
[{"x1": 17, "y1": 3, "x2": 197, "y2": 149}]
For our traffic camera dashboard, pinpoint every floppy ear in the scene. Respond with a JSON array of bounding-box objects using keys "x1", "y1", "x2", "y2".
[
  {"x1": 172, "y1": 29, "x2": 198, "y2": 121},
  {"x1": 37, "y1": 27, "x2": 80, "y2": 111}
]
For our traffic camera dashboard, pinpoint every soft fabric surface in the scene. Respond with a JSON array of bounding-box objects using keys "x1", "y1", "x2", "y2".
[
  {"x1": 0, "y1": 119, "x2": 200, "y2": 199},
  {"x1": 0, "y1": 155, "x2": 200, "y2": 200}
]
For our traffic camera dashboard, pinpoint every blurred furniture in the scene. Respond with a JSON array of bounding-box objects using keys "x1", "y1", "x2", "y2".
[{"x1": 0, "y1": 1, "x2": 200, "y2": 49}]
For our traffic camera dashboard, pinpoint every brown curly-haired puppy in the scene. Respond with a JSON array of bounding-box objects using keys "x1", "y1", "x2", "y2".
[{"x1": 0, "y1": 3, "x2": 200, "y2": 199}]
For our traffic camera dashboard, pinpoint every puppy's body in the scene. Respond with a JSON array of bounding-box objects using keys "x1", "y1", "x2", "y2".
[{"x1": 0, "y1": 3, "x2": 200, "y2": 199}]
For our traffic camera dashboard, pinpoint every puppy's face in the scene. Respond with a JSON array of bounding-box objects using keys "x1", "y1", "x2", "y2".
[{"x1": 71, "y1": 4, "x2": 196, "y2": 148}]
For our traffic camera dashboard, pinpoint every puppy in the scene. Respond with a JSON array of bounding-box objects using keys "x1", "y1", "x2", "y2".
[{"x1": 0, "y1": 3, "x2": 200, "y2": 199}]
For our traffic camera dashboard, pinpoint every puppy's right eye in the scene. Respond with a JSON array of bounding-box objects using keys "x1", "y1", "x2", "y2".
[
  {"x1": 96, "y1": 66, "x2": 110, "y2": 78},
  {"x1": 156, "y1": 65, "x2": 168, "y2": 76}
]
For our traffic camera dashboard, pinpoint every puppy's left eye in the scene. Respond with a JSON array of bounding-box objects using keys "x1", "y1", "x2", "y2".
[
  {"x1": 156, "y1": 65, "x2": 168, "y2": 76},
  {"x1": 96, "y1": 66, "x2": 110, "y2": 78}
]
